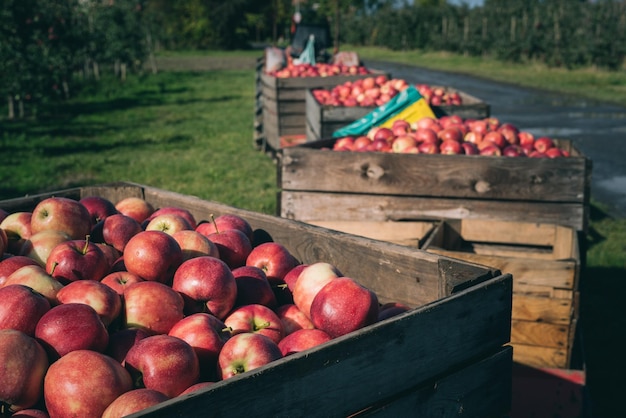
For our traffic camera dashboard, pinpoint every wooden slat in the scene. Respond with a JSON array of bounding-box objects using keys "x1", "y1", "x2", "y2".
[
  {"x1": 512, "y1": 294, "x2": 574, "y2": 324},
  {"x1": 307, "y1": 220, "x2": 436, "y2": 248},
  {"x1": 355, "y1": 347, "x2": 512, "y2": 417},
  {"x1": 511, "y1": 320, "x2": 570, "y2": 349},
  {"x1": 513, "y1": 343, "x2": 570, "y2": 369},
  {"x1": 458, "y1": 219, "x2": 559, "y2": 247},
  {"x1": 279, "y1": 190, "x2": 587, "y2": 232},
  {"x1": 280, "y1": 145, "x2": 590, "y2": 203}
]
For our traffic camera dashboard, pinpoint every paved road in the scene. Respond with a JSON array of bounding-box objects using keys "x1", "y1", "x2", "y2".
[{"x1": 365, "y1": 59, "x2": 626, "y2": 219}]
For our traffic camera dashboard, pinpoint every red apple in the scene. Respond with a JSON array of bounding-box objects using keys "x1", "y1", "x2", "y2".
[
  {"x1": 352, "y1": 135, "x2": 372, "y2": 151},
  {"x1": 0, "y1": 284, "x2": 51, "y2": 336},
  {"x1": 145, "y1": 206, "x2": 197, "y2": 230},
  {"x1": 498, "y1": 126, "x2": 520, "y2": 145},
  {"x1": 45, "y1": 238, "x2": 110, "y2": 283},
  {"x1": 278, "y1": 328, "x2": 333, "y2": 357},
  {"x1": 4, "y1": 265, "x2": 64, "y2": 306},
  {"x1": 461, "y1": 142, "x2": 479, "y2": 155},
  {"x1": 518, "y1": 131, "x2": 535, "y2": 147},
  {"x1": 35, "y1": 303, "x2": 109, "y2": 360},
  {"x1": 195, "y1": 214, "x2": 254, "y2": 244},
  {"x1": 123, "y1": 230, "x2": 183, "y2": 283},
  {"x1": 231, "y1": 265, "x2": 277, "y2": 309},
  {"x1": 144, "y1": 213, "x2": 193, "y2": 235},
  {"x1": 124, "y1": 334, "x2": 200, "y2": 398},
  {"x1": 440, "y1": 139, "x2": 463, "y2": 154},
  {"x1": 179, "y1": 382, "x2": 214, "y2": 395},
  {"x1": 391, "y1": 135, "x2": 417, "y2": 153},
  {"x1": 206, "y1": 228, "x2": 252, "y2": 269},
  {"x1": 463, "y1": 131, "x2": 483, "y2": 145},
  {"x1": 418, "y1": 141, "x2": 440, "y2": 154},
  {"x1": 171, "y1": 256, "x2": 237, "y2": 319},
  {"x1": 245, "y1": 241, "x2": 300, "y2": 287},
  {"x1": 56, "y1": 280, "x2": 122, "y2": 327},
  {"x1": 30, "y1": 197, "x2": 91, "y2": 240},
  {"x1": 43, "y1": 349, "x2": 133, "y2": 418},
  {"x1": 0, "y1": 212, "x2": 33, "y2": 254},
  {"x1": 502, "y1": 144, "x2": 525, "y2": 157},
  {"x1": 114, "y1": 197, "x2": 154, "y2": 224},
  {"x1": 545, "y1": 147, "x2": 565, "y2": 158},
  {"x1": 534, "y1": 136, "x2": 554, "y2": 153},
  {"x1": 102, "y1": 388, "x2": 169, "y2": 418},
  {"x1": 481, "y1": 131, "x2": 506, "y2": 149},
  {"x1": 275, "y1": 303, "x2": 315, "y2": 336},
  {"x1": 283, "y1": 264, "x2": 308, "y2": 292},
  {"x1": 123, "y1": 281, "x2": 185, "y2": 335},
  {"x1": 373, "y1": 127, "x2": 394, "y2": 143},
  {"x1": 0, "y1": 255, "x2": 39, "y2": 287},
  {"x1": 168, "y1": 313, "x2": 230, "y2": 381},
  {"x1": 413, "y1": 128, "x2": 439, "y2": 144},
  {"x1": 292, "y1": 262, "x2": 341, "y2": 320},
  {"x1": 100, "y1": 270, "x2": 144, "y2": 295},
  {"x1": 0, "y1": 329, "x2": 49, "y2": 412},
  {"x1": 437, "y1": 126, "x2": 464, "y2": 143},
  {"x1": 19, "y1": 230, "x2": 71, "y2": 268},
  {"x1": 310, "y1": 277, "x2": 379, "y2": 338},
  {"x1": 479, "y1": 144, "x2": 503, "y2": 156},
  {"x1": 105, "y1": 327, "x2": 151, "y2": 364},
  {"x1": 224, "y1": 304, "x2": 284, "y2": 345},
  {"x1": 102, "y1": 213, "x2": 143, "y2": 253},
  {"x1": 79, "y1": 196, "x2": 118, "y2": 226},
  {"x1": 171, "y1": 229, "x2": 220, "y2": 262},
  {"x1": 218, "y1": 333, "x2": 282, "y2": 380},
  {"x1": 378, "y1": 302, "x2": 411, "y2": 321}
]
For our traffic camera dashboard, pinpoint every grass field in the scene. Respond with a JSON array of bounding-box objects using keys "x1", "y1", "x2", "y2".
[{"x1": 0, "y1": 49, "x2": 625, "y2": 416}]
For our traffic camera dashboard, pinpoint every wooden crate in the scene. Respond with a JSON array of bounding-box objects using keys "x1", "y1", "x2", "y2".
[
  {"x1": 305, "y1": 87, "x2": 491, "y2": 143},
  {"x1": 259, "y1": 67, "x2": 389, "y2": 153},
  {"x1": 278, "y1": 138, "x2": 592, "y2": 232},
  {"x1": 422, "y1": 218, "x2": 581, "y2": 370},
  {"x1": 0, "y1": 182, "x2": 513, "y2": 417}
]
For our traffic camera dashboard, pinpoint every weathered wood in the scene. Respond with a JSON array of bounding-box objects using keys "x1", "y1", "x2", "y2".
[
  {"x1": 355, "y1": 347, "x2": 512, "y2": 417},
  {"x1": 306, "y1": 220, "x2": 436, "y2": 247},
  {"x1": 511, "y1": 320, "x2": 570, "y2": 348},
  {"x1": 280, "y1": 144, "x2": 590, "y2": 204},
  {"x1": 279, "y1": 190, "x2": 588, "y2": 232}
]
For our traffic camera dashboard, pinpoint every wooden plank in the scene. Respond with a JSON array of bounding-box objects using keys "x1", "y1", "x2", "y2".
[
  {"x1": 512, "y1": 294, "x2": 574, "y2": 324},
  {"x1": 426, "y1": 249, "x2": 577, "y2": 290},
  {"x1": 355, "y1": 347, "x2": 512, "y2": 417},
  {"x1": 307, "y1": 220, "x2": 436, "y2": 247},
  {"x1": 513, "y1": 343, "x2": 570, "y2": 369},
  {"x1": 130, "y1": 274, "x2": 512, "y2": 418},
  {"x1": 279, "y1": 190, "x2": 587, "y2": 232},
  {"x1": 511, "y1": 320, "x2": 570, "y2": 349},
  {"x1": 458, "y1": 219, "x2": 559, "y2": 247},
  {"x1": 280, "y1": 146, "x2": 590, "y2": 204}
]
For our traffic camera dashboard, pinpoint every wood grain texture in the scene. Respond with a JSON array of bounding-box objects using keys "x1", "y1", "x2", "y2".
[{"x1": 279, "y1": 190, "x2": 588, "y2": 231}]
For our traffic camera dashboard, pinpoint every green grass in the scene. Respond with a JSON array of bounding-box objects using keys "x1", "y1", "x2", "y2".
[
  {"x1": 0, "y1": 69, "x2": 278, "y2": 214},
  {"x1": 350, "y1": 46, "x2": 626, "y2": 107}
]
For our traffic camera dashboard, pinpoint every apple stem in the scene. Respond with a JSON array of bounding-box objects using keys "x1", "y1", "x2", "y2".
[
  {"x1": 255, "y1": 321, "x2": 271, "y2": 331},
  {"x1": 209, "y1": 213, "x2": 219, "y2": 234},
  {"x1": 49, "y1": 262, "x2": 58, "y2": 276},
  {"x1": 277, "y1": 283, "x2": 289, "y2": 290},
  {"x1": 82, "y1": 235, "x2": 91, "y2": 254},
  {"x1": 222, "y1": 326, "x2": 233, "y2": 335}
]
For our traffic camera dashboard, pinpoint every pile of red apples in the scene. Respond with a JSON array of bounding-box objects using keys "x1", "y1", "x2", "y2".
[
  {"x1": 312, "y1": 76, "x2": 464, "y2": 108},
  {"x1": 331, "y1": 115, "x2": 570, "y2": 157},
  {"x1": 266, "y1": 62, "x2": 370, "y2": 78},
  {"x1": 0, "y1": 195, "x2": 408, "y2": 417}
]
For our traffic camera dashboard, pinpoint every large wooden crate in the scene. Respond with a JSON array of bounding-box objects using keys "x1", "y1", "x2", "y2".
[
  {"x1": 258, "y1": 67, "x2": 389, "y2": 153},
  {"x1": 0, "y1": 182, "x2": 513, "y2": 417},
  {"x1": 278, "y1": 138, "x2": 592, "y2": 232},
  {"x1": 305, "y1": 87, "x2": 491, "y2": 143},
  {"x1": 422, "y1": 218, "x2": 581, "y2": 370}
]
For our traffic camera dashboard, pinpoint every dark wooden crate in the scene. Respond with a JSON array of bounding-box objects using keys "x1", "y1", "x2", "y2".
[
  {"x1": 305, "y1": 87, "x2": 491, "y2": 142},
  {"x1": 278, "y1": 138, "x2": 592, "y2": 232},
  {"x1": 0, "y1": 182, "x2": 513, "y2": 417}
]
